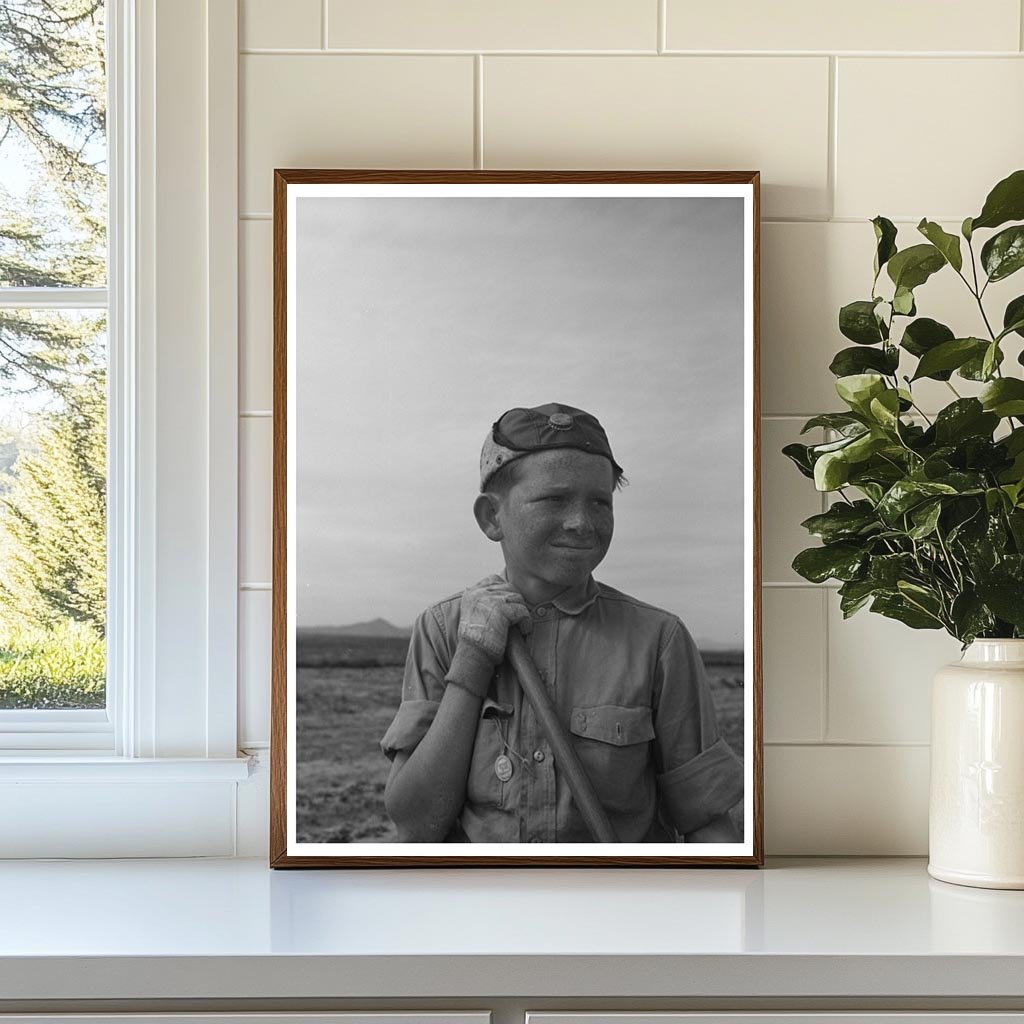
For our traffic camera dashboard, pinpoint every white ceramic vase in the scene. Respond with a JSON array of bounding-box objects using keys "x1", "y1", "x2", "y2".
[{"x1": 929, "y1": 639, "x2": 1024, "y2": 889}]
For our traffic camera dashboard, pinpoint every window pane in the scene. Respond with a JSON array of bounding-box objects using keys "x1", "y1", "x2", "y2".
[
  {"x1": 0, "y1": 1, "x2": 107, "y2": 288},
  {"x1": 0, "y1": 309, "x2": 105, "y2": 709}
]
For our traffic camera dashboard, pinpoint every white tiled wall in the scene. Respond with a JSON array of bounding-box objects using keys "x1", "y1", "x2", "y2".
[{"x1": 235, "y1": 0, "x2": 1024, "y2": 854}]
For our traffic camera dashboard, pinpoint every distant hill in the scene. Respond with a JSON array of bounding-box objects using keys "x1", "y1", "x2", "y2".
[{"x1": 301, "y1": 618, "x2": 411, "y2": 638}]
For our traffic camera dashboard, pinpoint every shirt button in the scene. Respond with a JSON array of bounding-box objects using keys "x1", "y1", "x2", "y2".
[
  {"x1": 533, "y1": 750, "x2": 545, "y2": 763},
  {"x1": 535, "y1": 605, "x2": 548, "y2": 617}
]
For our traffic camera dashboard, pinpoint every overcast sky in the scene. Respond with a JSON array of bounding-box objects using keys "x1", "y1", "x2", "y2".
[{"x1": 295, "y1": 195, "x2": 746, "y2": 649}]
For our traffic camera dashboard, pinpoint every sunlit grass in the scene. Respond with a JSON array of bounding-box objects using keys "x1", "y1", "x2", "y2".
[{"x1": 0, "y1": 620, "x2": 105, "y2": 709}]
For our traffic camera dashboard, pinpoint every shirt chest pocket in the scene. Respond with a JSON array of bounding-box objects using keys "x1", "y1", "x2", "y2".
[
  {"x1": 570, "y1": 705, "x2": 655, "y2": 745},
  {"x1": 569, "y1": 704, "x2": 655, "y2": 815},
  {"x1": 466, "y1": 697, "x2": 517, "y2": 811}
]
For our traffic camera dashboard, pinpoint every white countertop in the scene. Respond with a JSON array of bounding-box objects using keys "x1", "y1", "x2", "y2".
[{"x1": 2, "y1": 857, "x2": 1024, "y2": 1001}]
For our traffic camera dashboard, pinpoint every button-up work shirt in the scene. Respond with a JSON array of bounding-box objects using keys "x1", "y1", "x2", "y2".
[{"x1": 380, "y1": 575, "x2": 744, "y2": 843}]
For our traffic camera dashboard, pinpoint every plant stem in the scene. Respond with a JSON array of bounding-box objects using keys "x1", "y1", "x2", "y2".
[
  {"x1": 935, "y1": 528, "x2": 965, "y2": 593},
  {"x1": 906, "y1": 398, "x2": 933, "y2": 427}
]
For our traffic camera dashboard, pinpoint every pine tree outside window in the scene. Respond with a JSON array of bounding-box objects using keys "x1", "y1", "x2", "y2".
[{"x1": 0, "y1": 1, "x2": 109, "y2": 730}]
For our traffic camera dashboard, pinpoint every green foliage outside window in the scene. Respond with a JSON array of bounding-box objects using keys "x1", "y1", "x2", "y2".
[
  {"x1": 0, "y1": 1, "x2": 107, "y2": 708},
  {"x1": 785, "y1": 170, "x2": 1024, "y2": 646}
]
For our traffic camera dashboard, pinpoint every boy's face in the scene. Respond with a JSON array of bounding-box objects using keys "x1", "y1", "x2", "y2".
[{"x1": 491, "y1": 448, "x2": 615, "y2": 597}]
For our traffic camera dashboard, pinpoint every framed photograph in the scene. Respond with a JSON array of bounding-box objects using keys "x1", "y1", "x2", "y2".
[{"x1": 270, "y1": 170, "x2": 762, "y2": 867}]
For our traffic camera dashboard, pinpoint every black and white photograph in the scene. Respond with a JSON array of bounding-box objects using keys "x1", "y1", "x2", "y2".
[{"x1": 272, "y1": 171, "x2": 762, "y2": 867}]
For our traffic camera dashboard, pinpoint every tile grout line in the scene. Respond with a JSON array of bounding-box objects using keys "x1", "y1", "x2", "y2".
[
  {"x1": 820, "y1": 587, "x2": 830, "y2": 743},
  {"x1": 820, "y1": 431, "x2": 831, "y2": 742},
  {"x1": 763, "y1": 585, "x2": 837, "y2": 592},
  {"x1": 766, "y1": 740, "x2": 931, "y2": 748},
  {"x1": 657, "y1": 0, "x2": 666, "y2": 54},
  {"x1": 474, "y1": 55, "x2": 484, "y2": 169},
  {"x1": 827, "y1": 55, "x2": 838, "y2": 220},
  {"x1": 321, "y1": 0, "x2": 328, "y2": 50},
  {"x1": 237, "y1": 47, "x2": 1024, "y2": 57}
]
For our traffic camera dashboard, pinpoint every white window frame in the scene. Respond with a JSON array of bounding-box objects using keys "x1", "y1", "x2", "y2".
[{"x1": 0, "y1": 0, "x2": 249, "y2": 857}]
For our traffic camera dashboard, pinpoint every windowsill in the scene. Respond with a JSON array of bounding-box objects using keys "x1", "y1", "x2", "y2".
[
  {"x1": 0, "y1": 754, "x2": 252, "y2": 781},
  {"x1": 0, "y1": 857, "x2": 1023, "y2": 1004}
]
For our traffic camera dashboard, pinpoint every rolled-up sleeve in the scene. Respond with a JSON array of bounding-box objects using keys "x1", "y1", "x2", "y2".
[
  {"x1": 380, "y1": 698, "x2": 440, "y2": 761},
  {"x1": 652, "y1": 619, "x2": 744, "y2": 837},
  {"x1": 656, "y1": 737, "x2": 744, "y2": 835},
  {"x1": 379, "y1": 604, "x2": 453, "y2": 762}
]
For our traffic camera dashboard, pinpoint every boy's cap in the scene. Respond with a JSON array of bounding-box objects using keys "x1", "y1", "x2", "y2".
[{"x1": 480, "y1": 403, "x2": 623, "y2": 491}]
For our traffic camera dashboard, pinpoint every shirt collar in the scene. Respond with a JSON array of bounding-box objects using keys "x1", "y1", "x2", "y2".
[{"x1": 499, "y1": 569, "x2": 600, "y2": 617}]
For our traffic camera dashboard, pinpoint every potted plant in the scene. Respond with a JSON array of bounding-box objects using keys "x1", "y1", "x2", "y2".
[{"x1": 785, "y1": 169, "x2": 1024, "y2": 889}]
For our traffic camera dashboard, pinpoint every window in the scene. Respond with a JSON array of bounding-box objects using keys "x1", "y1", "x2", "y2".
[
  {"x1": 0, "y1": 0, "x2": 245, "y2": 860},
  {"x1": 0, "y1": 0, "x2": 110, "y2": 747}
]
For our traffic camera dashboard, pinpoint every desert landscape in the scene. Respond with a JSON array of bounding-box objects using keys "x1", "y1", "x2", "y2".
[{"x1": 295, "y1": 624, "x2": 745, "y2": 844}]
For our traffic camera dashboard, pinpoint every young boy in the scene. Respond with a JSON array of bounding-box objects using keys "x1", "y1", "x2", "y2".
[{"x1": 380, "y1": 402, "x2": 743, "y2": 844}]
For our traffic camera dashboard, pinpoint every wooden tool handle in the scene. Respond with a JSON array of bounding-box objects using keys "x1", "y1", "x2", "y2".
[{"x1": 506, "y1": 630, "x2": 620, "y2": 843}]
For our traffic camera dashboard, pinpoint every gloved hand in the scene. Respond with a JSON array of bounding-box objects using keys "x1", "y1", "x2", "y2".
[{"x1": 457, "y1": 574, "x2": 533, "y2": 665}]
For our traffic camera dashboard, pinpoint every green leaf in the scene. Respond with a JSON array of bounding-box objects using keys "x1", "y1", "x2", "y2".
[
  {"x1": 1009, "y1": 508, "x2": 1024, "y2": 547},
  {"x1": 838, "y1": 579, "x2": 881, "y2": 618},
  {"x1": 814, "y1": 451, "x2": 851, "y2": 491},
  {"x1": 951, "y1": 505, "x2": 1008, "y2": 574},
  {"x1": 877, "y1": 479, "x2": 958, "y2": 524},
  {"x1": 829, "y1": 345, "x2": 899, "y2": 378},
  {"x1": 1003, "y1": 295, "x2": 1024, "y2": 339},
  {"x1": 868, "y1": 553, "x2": 915, "y2": 587},
  {"x1": 959, "y1": 344, "x2": 1004, "y2": 381},
  {"x1": 917, "y1": 219, "x2": 963, "y2": 272},
  {"x1": 809, "y1": 433, "x2": 866, "y2": 456},
  {"x1": 982, "y1": 341, "x2": 1000, "y2": 381},
  {"x1": 980, "y1": 378, "x2": 1024, "y2": 418},
  {"x1": 792, "y1": 543, "x2": 866, "y2": 584},
  {"x1": 856, "y1": 481, "x2": 885, "y2": 504},
  {"x1": 962, "y1": 216, "x2": 974, "y2": 241},
  {"x1": 800, "y1": 413, "x2": 866, "y2": 435},
  {"x1": 981, "y1": 225, "x2": 1024, "y2": 282},
  {"x1": 950, "y1": 593, "x2": 996, "y2": 644},
  {"x1": 933, "y1": 399, "x2": 999, "y2": 445},
  {"x1": 844, "y1": 431, "x2": 888, "y2": 464},
  {"x1": 868, "y1": 389, "x2": 901, "y2": 430},
  {"x1": 971, "y1": 169, "x2": 1024, "y2": 232},
  {"x1": 887, "y1": 244, "x2": 946, "y2": 291},
  {"x1": 998, "y1": 431, "x2": 1024, "y2": 487},
  {"x1": 782, "y1": 442, "x2": 815, "y2": 479},
  {"x1": 872, "y1": 216, "x2": 898, "y2": 277},
  {"x1": 933, "y1": 470, "x2": 987, "y2": 494},
  {"x1": 908, "y1": 500, "x2": 943, "y2": 539},
  {"x1": 871, "y1": 593, "x2": 943, "y2": 630},
  {"x1": 911, "y1": 337, "x2": 988, "y2": 381},
  {"x1": 900, "y1": 318, "x2": 955, "y2": 365},
  {"x1": 836, "y1": 373, "x2": 886, "y2": 413},
  {"x1": 839, "y1": 300, "x2": 887, "y2": 345},
  {"x1": 800, "y1": 501, "x2": 879, "y2": 543},
  {"x1": 976, "y1": 574, "x2": 1024, "y2": 629},
  {"x1": 892, "y1": 286, "x2": 916, "y2": 316},
  {"x1": 985, "y1": 487, "x2": 1009, "y2": 514},
  {"x1": 1005, "y1": 428, "x2": 1024, "y2": 457}
]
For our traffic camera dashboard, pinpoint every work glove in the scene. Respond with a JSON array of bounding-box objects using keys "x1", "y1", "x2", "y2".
[{"x1": 457, "y1": 574, "x2": 533, "y2": 665}]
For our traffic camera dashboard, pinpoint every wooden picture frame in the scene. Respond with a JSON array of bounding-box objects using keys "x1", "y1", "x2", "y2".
[{"x1": 271, "y1": 170, "x2": 763, "y2": 867}]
